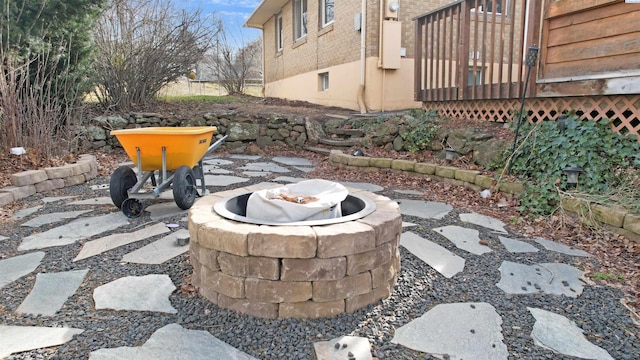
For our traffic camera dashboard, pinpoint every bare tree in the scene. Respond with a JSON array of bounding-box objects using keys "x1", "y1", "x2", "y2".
[
  {"x1": 92, "y1": 0, "x2": 218, "y2": 110},
  {"x1": 208, "y1": 23, "x2": 262, "y2": 95}
]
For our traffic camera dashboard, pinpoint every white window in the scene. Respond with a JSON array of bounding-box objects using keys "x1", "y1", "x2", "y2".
[
  {"x1": 319, "y1": 72, "x2": 329, "y2": 91},
  {"x1": 468, "y1": 67, "x2": 483, "y2": 86},
  {"x1": 476, "y1": 0, "x2": 510, "y2": 16},
  {"x1": 276, "y1": 14, "x2": 283, "y2": 51},
  {"x1": 294, "y1": 0, "x2": 308, "y2": 40},
  {"x1": 321, "y1": 0, "x2": 334, "y2": 27}
]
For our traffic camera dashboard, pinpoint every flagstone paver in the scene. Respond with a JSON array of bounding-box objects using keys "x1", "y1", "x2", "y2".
[
  {"x1": 74, "y1": 223, "x2": 170, "y2": 261},
  {"x1": 230, "y1": 155, "x2": 261, "y2": 160},
  {"x1": 11, "y1": 205, "x2": 43, "y2": 220},
  {"x1": 121, "y1": 229, "x2": 190, "y2": 264},
  {"x1": 20, "y1": 210, "x2": 92, "y2": 228},
  {"x1": 394, "y1": 189, "x2": 424, "y2": 196},
  {"x1": 400, "y1": 232, "x2": 465, "y2": 278},
  {"x1": 243, "y1": 171, "x2": 272, "y2": 177},
  {"x1": 497, "y1": 261, "x2": 585, "y2": 297},
  {"x1": 88, "y1": 323, "x2": 258, "y2": 360},
  {"x1": 402, "y1": 222, "x2": 417, "y2": 228},
  {"x1": 203, "y1": 175, "x2": 250, "y2": 187},
  {"x1": 93, "y1": 274, "x2": 177, "y2": 313},
  {"x1": 273, "y1": 176, "x2": 305, "y2": 183},
  {"x1": 498, "y1": 236, "x2": 540, "y2": 253},
  {"x1": 18, "y1": 212, "x2": 129, "y2": 251},
  {"x1": 338, "y1": 181, "x2": 383, "y2": 192},
  {"x1": 398, "y1": 199, "x2": 452, "y2": 219},
  {"x1": 146, "y1": 202, "x2": 188, "y2": 221},
  {"x1": 314, "y1": 335, "x2": 373, "y2": 360},
  {"x1": 69, "y1": 197, "x2": 114, "y2": 205},
  {"x1": 41, "y1": 196, "x2": 76, "y2": 203},
  {"x1": 239, "y1": 162, "x2": 291, "y2": 173},
  {"x1": 16, "y1": 269, "x2": 89, "y2": 316},
  {"x1": 272, "y1": 157, "x2": 313, "y2": 167},
  {"x1": 460, "y1": 213, "x2": 508, "y2": 233},
  {"x1": 0, "y1": 252, "x2": 45, "y2": 289},
  {"x1": 203, "y1": 159, "x2": 234, "y2": 166},
  {"x1": 293, "y1": 166, "x2": 315, "y2": 173},
  {"x1": 203, "y1": 166, "x2": 233, "y2": 174},
  {"x1": 433, "y1": 225, "x2": 492, "y2": 255},
  {"x1": 528, "y1": 308, "x2": 614, "y2": 360},
  {"x1": 0, "y1": 235, "x2": 8, "y2": 242},
  {"x1": 534, "y1": 237, "x2": 590, "y2": 257},
  {"x1": 391, "y1": 302, "x2": 508, "y2": 360},
  {"x1": 0, "y1": 325, "x2": 84, "y2": 358}
]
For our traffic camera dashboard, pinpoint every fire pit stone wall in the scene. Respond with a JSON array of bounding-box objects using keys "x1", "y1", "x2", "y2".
[{"x1": 188, "y1": 184, "x2": 402, "y2": 319}]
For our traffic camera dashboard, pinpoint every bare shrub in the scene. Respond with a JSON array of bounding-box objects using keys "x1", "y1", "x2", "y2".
[
  {"x1": 93, "y1": 0, "x2": 217, "y2": 110},
  {"x1": 207, "y1": 24, "x2": 262, "y2": 95},
  {"x1": 0, "y1": 37, "x2": 80, "y2": 158}
]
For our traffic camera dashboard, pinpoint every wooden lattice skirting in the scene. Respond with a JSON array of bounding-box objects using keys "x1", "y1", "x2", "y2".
[{"x1": 422, "y1": 95, "x2": 640, "y2": 139}]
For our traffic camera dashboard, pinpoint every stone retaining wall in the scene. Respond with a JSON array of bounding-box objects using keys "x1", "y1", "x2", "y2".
[
  {"x1": 188, "y1": 184, "x2": 402, "y2": 319},
  {"x1": 328, "y1": 149, "x2": 640, "y2": 243},
  {"x1": 0, "y1": 154, "x2": 98, "y2": 207},
  {"x1": 83, "y1": 112, "x2": 317, "y2": 152}
]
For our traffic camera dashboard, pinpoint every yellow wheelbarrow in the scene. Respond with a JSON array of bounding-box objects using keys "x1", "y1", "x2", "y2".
[{"x1": 109, "y1": 127, "x2": 227, "y2": 218}]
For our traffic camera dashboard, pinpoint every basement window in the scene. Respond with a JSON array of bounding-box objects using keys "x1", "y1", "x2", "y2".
[{"x1": 319, "y1": 72, "x2": 329, "y2": 91}]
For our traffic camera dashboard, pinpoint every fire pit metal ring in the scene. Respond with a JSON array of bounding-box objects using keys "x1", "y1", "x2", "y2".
[{"x1": 213, "y1": 192, "x2": 377, "y2": 226}]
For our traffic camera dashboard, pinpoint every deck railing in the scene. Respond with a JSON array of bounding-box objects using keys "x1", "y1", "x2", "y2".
[{"x1": 414, "y1": 0, "x2": 541, "y2": 102}]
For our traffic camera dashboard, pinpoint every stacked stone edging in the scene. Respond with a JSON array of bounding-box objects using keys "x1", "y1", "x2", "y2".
[
  {"x1": 0, "y1": 154, "x2": 98, "y2": 207},
  {"x1": 188, "y1": 184, "x2": 402, "y2": 319},
  {"x1": 328, "y1": 149, "x2": 640, "y2": 243}
]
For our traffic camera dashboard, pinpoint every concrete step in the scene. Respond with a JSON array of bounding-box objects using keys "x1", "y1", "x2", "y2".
[
  {"x1": 326, "y1": 128, "x2": 365, "y2": 137},
  {"x1": 319, "y1": 138, "x2": 364, "y2": 147}
]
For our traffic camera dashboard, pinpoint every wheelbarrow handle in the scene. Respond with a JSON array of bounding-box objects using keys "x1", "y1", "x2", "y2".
[{"x1": 204, "y1": 135, "x2": 228, "y2": 158}]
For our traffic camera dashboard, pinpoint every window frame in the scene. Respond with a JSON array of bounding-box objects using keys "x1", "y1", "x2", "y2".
[
  {"x1": 275, "y1": 13, "x2": 283, "y2": 52},
  {"x1": 320, "y1": 0, "x2": 334, "y2": 28},
  {"x1": 319, "y1": 72, "x2": 329, "y2": 91},
  {"x1": 294, "y1": 0, "x2": 308, "y2": 41},
  {"x1": 472, "y1": 0, "x2": 511, "y2": 17}
]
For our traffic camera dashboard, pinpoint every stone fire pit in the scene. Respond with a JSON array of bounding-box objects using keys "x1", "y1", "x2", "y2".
[{"x1": 187, "y1": 184, "x2": 401, "y2": 319}]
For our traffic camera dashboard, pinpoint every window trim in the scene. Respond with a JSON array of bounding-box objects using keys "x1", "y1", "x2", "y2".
[
  {"x1": 294, "y1": 0, "x2": 308, "y2": 41},
  {"x1": 320, "y1": 0, "x2": 334, "y2": 28}
]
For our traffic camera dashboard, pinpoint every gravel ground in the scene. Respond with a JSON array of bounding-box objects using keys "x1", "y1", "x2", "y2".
[{"x1": 1, "y1": 156, "x2": 639, "y2": 360}]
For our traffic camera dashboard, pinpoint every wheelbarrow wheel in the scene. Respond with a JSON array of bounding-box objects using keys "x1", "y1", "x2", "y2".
[
  {"x1": 110, "y1": 166, "x2": 137, "y2": 209},
  {"x1": 121, "y1": 198, "x2": 144, "y2": 218},
  {"x1": 173, "y1": 166, "x2": 197, "y2": 210}
]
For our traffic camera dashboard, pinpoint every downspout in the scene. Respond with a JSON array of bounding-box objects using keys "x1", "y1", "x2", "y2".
[
  {"x1": 261, "y1": 27, "x2": 266, "y2": 97},
  {"x1": 357, "y1": 0, "x2": 369, "y2": 113},
  {"x1": 378, "y1": 0, "x2": 386, "y2": 112}
]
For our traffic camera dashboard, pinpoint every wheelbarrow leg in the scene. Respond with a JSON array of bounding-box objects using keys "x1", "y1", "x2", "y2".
[{"x1": 194, "y1": 159, "x2": 206, "y2": 196}]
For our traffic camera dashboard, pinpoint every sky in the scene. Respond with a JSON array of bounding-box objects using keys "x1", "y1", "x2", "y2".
[{"x1": 178, "y1": 0, "x2": 262, "y2": 45}]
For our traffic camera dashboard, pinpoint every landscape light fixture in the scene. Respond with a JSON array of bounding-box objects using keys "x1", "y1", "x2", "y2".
[
  {"x1": 507, "y1": 45, "x2": 539, "y2": 175},
  {"x1": 353, "y1": 148, "x2": 364, "y2": 157},
  {"x1": 563, "y1": 166, "x2": 584, "y2": 187},
  {"x1": 445, "y1": 147, "x2": 457, "y2": 162},
  {"x1": 557, "y1": 114, "x2": 567, "y2": 133},
  {"x1": 388, "y1": 1, "x2": 399, "y2": 12}
]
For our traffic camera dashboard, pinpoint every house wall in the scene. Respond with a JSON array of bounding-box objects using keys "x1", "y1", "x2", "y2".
[{"x1": 261, "y1": 0, "x2": 449, "y2": 111}]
